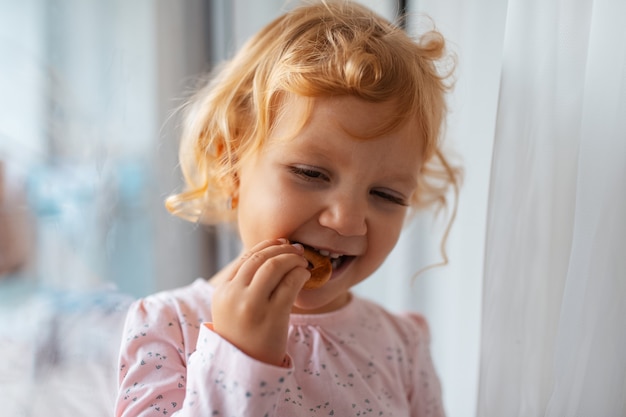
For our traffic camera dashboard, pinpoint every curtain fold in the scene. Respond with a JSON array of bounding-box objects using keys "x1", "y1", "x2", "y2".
[{"x1": 478, "y1": 0, "x2": 626, "y2": 415}]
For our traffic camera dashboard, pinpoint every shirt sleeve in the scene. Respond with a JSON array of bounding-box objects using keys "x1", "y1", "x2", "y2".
[
  {"x1": 183, "y1": 324, "x2": 294, "y2": 416},
  {"x1": 115, "y1": 299, "x2": 294, "y2": 417},
  {"x1": 405, "y1": 314, "x2": 446, "y2": 417},
  {"x1": 115, "y1": 298, "x2": 189, "y2": 417}
]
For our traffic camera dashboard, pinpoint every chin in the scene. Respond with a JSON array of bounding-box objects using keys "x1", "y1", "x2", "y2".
[{"x1": 291, "y1": 291, "x2": 351, "y2": 314}]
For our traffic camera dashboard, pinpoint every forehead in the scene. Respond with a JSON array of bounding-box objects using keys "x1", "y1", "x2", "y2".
[
  {"x1": 267, "y1": 94, "x2": 423, "y2": 180},
  {"x1": 271, "y1": 94, "x2": 418, "y2": 143}
]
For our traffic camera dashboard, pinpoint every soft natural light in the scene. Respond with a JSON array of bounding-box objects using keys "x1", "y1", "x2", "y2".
[{"x1": 1, "y1": 1, "x2": 624, "y2": 416}]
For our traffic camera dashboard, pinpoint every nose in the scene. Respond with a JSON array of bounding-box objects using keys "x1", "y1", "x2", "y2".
[{"x1": 318, "y1": 192, "x2": 368, "y2": 236}]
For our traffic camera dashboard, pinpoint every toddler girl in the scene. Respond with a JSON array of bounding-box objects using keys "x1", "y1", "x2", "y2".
[{"x1": 116, "y1": 1, "x2": 460, "y2": 416}]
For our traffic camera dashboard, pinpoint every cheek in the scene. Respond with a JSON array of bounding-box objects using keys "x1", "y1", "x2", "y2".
[
  {"x1": 368, "y1": 216, "x2": 405, "y2": 261},
  {"x1": 237, "y1": 182, "x2": 303, "y2": 247},
  {"x1": 238, "y1": 197, "x2": 275, "y2": 245}
]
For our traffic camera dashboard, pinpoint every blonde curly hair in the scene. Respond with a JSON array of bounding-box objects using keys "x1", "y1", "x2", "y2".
[{"x1": 166, "y1": 0, "x2": 461, "y2": 227}]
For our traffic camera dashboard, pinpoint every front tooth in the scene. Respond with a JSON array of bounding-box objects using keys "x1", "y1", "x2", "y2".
[
  {"x1": 329, "y1": 253, "x2": 341, "y2": 259},
  {"x1": 318, "y1": 250, "x2": 330, "y2": 257}
]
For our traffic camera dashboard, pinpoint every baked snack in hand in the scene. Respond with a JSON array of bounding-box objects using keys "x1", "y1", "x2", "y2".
[{"x1": 301, "y1": 247, "x2": 332, "y2": 290}]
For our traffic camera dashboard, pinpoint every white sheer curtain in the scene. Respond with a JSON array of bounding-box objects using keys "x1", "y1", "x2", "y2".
[{"x1": 478, "y1": 0, "x2": 626, "y2": 416}]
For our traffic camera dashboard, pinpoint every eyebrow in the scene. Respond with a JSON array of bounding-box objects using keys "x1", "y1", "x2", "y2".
[
  {"x1": 274, "y1": 126, "x2": 421, "y2": 189},
  {"x1": 381, "y1": 173, "x2": 419, "y2": 192},
  {"x1": 289, "y1": 146, "x2": 419, "y2": 190}
]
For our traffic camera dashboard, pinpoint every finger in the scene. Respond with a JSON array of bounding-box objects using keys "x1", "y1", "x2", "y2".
[
  {"x1": 246, "y1": 252, "x2": 309, "y2": 296},
  {"x1": 231, "y1": 241, "x2": 305, "y2": 287},
  {"x1": 269, "y1": 265, "x2": 310, "y2": 306},
  {"x1": 226, "y1": 239, "x2": 288, "y2": 282}
]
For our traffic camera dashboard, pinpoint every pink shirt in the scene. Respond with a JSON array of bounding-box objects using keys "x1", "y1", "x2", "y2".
[{"x1": 116, "y1": 278, "x2": 444, "y2": 416}]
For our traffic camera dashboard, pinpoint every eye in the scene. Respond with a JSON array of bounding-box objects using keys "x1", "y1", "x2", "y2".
[
  {"x1": 289, "y1": 166, "x2": 329, "y2": 182},
  {"x1": 371, "y1": 189, "x2": 408, "y2": 206}
]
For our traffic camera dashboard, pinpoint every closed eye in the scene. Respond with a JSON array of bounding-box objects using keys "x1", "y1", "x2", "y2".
[
  {"x1": 289, "y1": 166, "x2": 329, "y2": 182},
  {"x1": 371, "y1": 189, "x2": 408, "y2": 206}
]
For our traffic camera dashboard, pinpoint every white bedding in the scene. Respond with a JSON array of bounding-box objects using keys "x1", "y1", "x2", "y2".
[{"x1": 0, "y1": 282, "x2": 133, "y2": 417}]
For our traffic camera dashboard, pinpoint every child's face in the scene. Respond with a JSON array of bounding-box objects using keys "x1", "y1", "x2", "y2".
[{"x1": 236, "y1": 95, "x2": 422, "y2": 314}]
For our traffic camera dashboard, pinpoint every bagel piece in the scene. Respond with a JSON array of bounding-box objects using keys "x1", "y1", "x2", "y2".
[{"x1": 302, "y1": 246, "x2": 332, "y2": 290}]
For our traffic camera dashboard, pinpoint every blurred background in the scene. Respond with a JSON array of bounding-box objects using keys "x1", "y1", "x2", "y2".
[{"x1": 2, "y1": 1, "x2": 624, "y2": 417}]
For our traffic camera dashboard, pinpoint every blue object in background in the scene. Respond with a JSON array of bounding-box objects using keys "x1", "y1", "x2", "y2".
[{"x1": 24, "y1": 161, "x2": 154, "y2": 297}]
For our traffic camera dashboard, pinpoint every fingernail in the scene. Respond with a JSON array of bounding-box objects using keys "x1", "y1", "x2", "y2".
[
  {"x1": 278, "y1": 238, "x2": 288, "y2": 244},
  {"x1": 292, "y1": 243, "x2": 303, "y2": 251}
]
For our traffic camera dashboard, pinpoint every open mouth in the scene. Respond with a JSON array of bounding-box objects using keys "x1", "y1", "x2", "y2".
[{"x1": 298, "y1": 243, "x2": 353, "y2": 272}]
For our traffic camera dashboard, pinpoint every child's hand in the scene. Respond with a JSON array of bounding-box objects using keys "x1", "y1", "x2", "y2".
[{"x1": 211, "y1": 239, "x2": 311, "y2": 366}]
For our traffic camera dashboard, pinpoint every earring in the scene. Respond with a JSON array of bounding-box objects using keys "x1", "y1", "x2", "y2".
[{"x1": 227, "y1": 195, "x2": 239, "y2": 210}]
